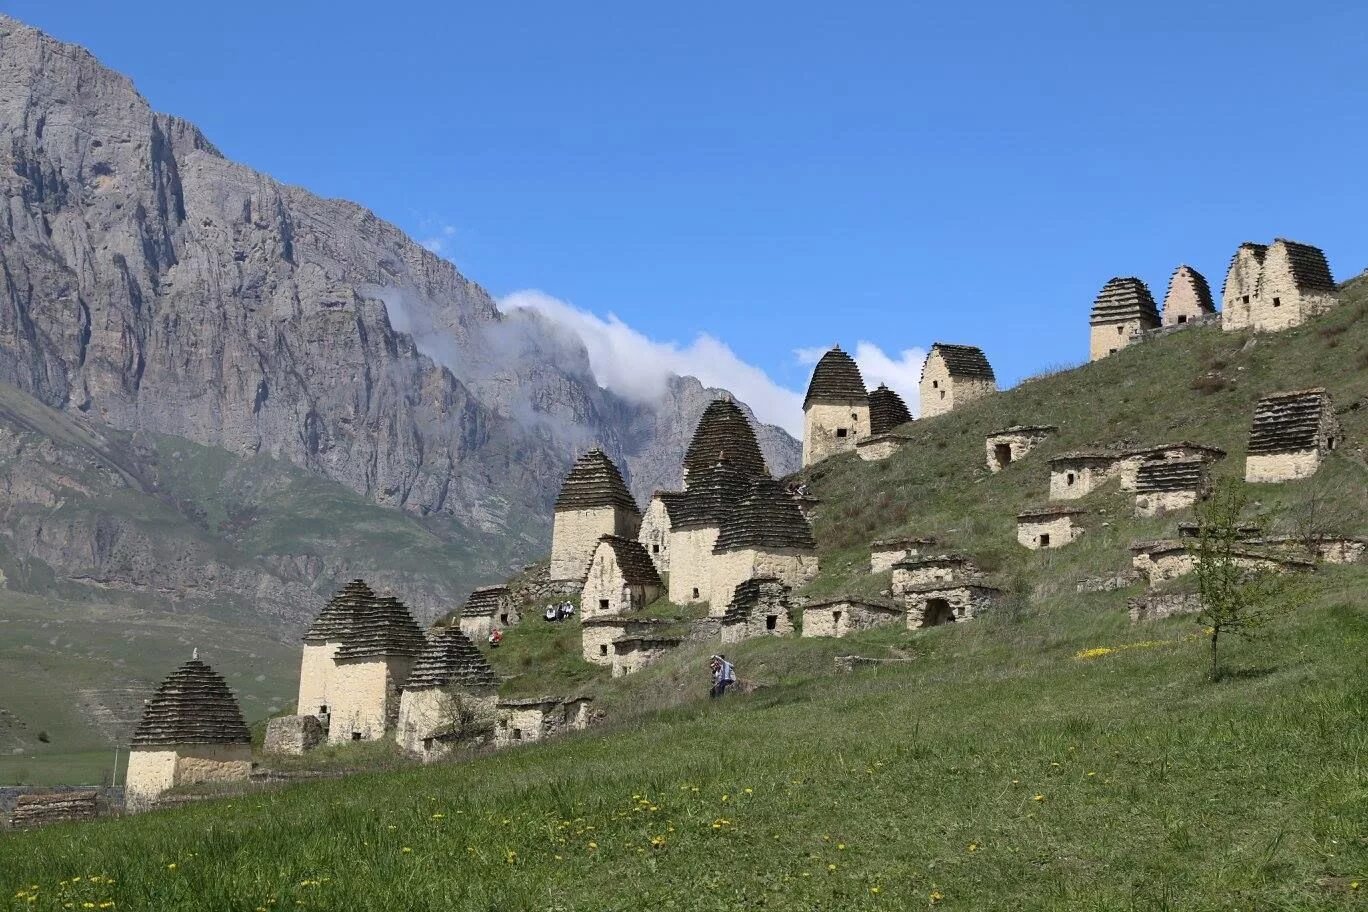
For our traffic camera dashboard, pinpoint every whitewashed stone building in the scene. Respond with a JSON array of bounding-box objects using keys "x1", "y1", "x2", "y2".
[
  {"x1": 638, "y1": 492, "x2": 683, "y2": 573},
  {"x1": 1016, "y1": 506, "x2": 1086, "y2": 549},
  {"x1": 800, "y1": 597, "x2": 903, "y2": 638},
  {"x1": 719, "y1": 577, "x2": 793, "y2": 644},
  {"x1": 1089, "y1": 277, "x2": 1160, "y2": 361},
  {"x1": 985, "y1": 425, "x2": 1057, "y2": 473},
  {"x1": 326, "y1": 595, "x2": 427, "y2": 744},
  {"x1": 856, "y1": 384, "x2": 914, "y2": 461},
  {"x1": 708, "y1": 478, "x2": 819, "y2": 616},
  {"x1": 458, "y1": 585, "x2": 516, "y2": 642},
  {"x1": 802, "y1": 347, "x2": 870, "y2": 467},
  {"x1": 1245, "y1": 389, "x2": 1341, "y2": 483},
  {"x1": 870, "y1": 536, "x2": 938, "y2": 573},
  {"x1": 1222, "y1": 239, "x2": 1337, "y2": 332},
  {"x1": 667, "y1": 460, "x2": 755, "y2": 606},
  {"x1": 550, "y1": 449, "x2": 641, "y2": 582},
  {"x1": 919, "y1": 343, "x2": 996, "y2": 418},
  {"x1": 494, "y1": 696, "x2": 593, "y2": 748},
  {"x1": 1133, "y1": 458, "x2": 1210, "y2": 516},
  {"x1": 580, "y1": 535, "x2": 663, "y2": 620},
  {"x1": 395, "y1": 626, "x2": 498, "y2": 760},
  {"x1": 1161, "y1": 265, "x2": 1217, "y2": 327}
]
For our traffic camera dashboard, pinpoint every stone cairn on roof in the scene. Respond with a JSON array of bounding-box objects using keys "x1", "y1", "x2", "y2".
[
  {"x1": 333, "y1": 594, "x2": 428, "y2": 660},
  {"x1": 671, "y1": 459, "x2": 757, "y2": 530},
  {"x1": 1135, "y1": 458, "x2": 1207, "y2": 493},
  {"x1": 597, "y1": 534, "x2": 663, "y2": 589},
  {"x1": 803, "y1": 346, "x2": 868, "y2": 407},
  {"x1": 714, "y1": 478, "x2": 817, "y2": 552},
  {"x1": 868, "y1": 384, "x2": 913, "y2": 435},
  {"x1": 721, "y1": 576, "x2": 791, "y2": 626},
  {"x1": 925, "y1": 343, "x2": 996, "y2": 380},
  {"x1": 404, "y1": 626, "x2": 497, "y2": 690},
  {"x1": 1248, "y1": 389, "x2": 1333, "y2": 454},
  {"x1": 461, "y1": 585, "x2": 510, "y2": 619},
  {"x1": 1090, "y1": 277, "x2": 1160, "y2": 326},
  {"x1": 131, "y1": 659, "x2": 252, "y2": 747},
  {"x1": 683, "y1": 398, "x2": 770, "y2": 482},
  {"x1": 554, "y1": 448, "x2": 640, "y2": 515}
]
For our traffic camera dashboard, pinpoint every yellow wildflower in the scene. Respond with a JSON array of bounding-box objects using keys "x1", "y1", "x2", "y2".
[
  {"x1": 1033, "y1": 794, "x2": 1045, "y2": 802},
  {"x1": 930, "y1": 890, "x2": 945, "y2": 903}
]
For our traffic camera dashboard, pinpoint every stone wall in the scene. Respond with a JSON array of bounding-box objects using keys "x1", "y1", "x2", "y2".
[
  {"x1": 493, "y1": 699, "x2": 591, "y2": 748},
  {"x1": 581, "y1": 543, "x2": 660, "y2": 620},
  {"x1": 920, "y1": 357, "x2": 994, "y2": 419},
  {"x1": 1089, "y1": 318, "x2": 1150, "y2": 361},
  {"x1": 395, "y1": 688, "x2": 497, "y2": 759},
  {"x1": 1134, "y1": 488, "x2": 1199, "y2": 517},
  {"x1": 459, "y1": 616, "x2": 493, "y2": 643},
  {"x1": 668, "y1": 526, "x2": 721, "y2": 604},
  {"x1": 855, "y1": 434, "x2": 909, "y2": 462},
  {"x1": 871, "y1": 544, "x2": 926, "y2": 574},
  {"x1": 1049, "y1": 459, "x2": 1115, "y2": 500},
  {"x1": 1245, "y1": 450, "x2": 1323, "y2": 484},
  {"x1": 720, "y1": 586, "x2": 794, "y2": 645},
  {"x1": 1127, "y1": 592, "x2": 1203, "y2": 623},
  {"x1": 611, "y1": 640, "x2": 680, "y2": 678},
  {"x1": 985, "y1": 428, "x2": 1053, "y2": 473},
  {"x1": 708, "y1": 548, "x2": 818, "y2": 618},
  {"x1": 550, "y1": 507, "x2": 639, "y2": 582},
  {"x1": 126, "y1": 744, "x2": 251, "y2": 812},
  {"x1": 638, "y1": 497, "x2": 672, "y2": 572},
  {"x1": 1017, "y1": 514, "x2": 1082, "y2": 549},
  {"x1": 802, "y1": 400, "x2": 870, "y2": 466},
  {"x1": 328, "y1": 657, "x2": 413, "y2": 743},
  {"x1": 8, "y1": 791, "x2": 99, "y2": 829},
  {"x1": 891, "y1": 558, "x2": 975, "y2": 590},
  {"x1": 296, "y1": 641, "x2": 340, "y2": 717},
  {"x1": 903, "y1": 586, "x2": 1001, "y2": 628},
  {"x1": 801, "y1": 600, "x2": 903, "y2": 638},
  {"x1": 1221, "y1": 245, "x2": 1266, "y2": 330},
  {"x1": 580, "y1": 621, "x2": 626, "y2": 664},
  {"x1": 263, "y1": 714, "x2": 326, "y2": 756}
]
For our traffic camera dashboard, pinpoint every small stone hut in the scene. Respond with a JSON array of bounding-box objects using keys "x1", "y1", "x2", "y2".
[
  {"x1": 1222, "y1": 239, "x2": 1337, "y2": 332},
  {"x1": 1161, "y1": 265, "x2": 1217, "y2": 327},
  {"x1": 800, "y1": 597, "x2": 903, "y2": 638},
  {"x1": 919, "y1": 343, "x2": 996, "y2": 418},
  {"x1": 580, "y1": 535, "x2": 663, "y2": 620},
  {"x1": 1089, "y1": 277, "x2": 1160, "y2": 361},
  {"x1": 8, "y1": 792, "x2": 100, "y2": 829},
  {"x1": 550, "y1": 449, "x2": 641, "y2": 581},
  {"x1": 327, "y1": 594, "x2": 427, "y2": 743},
  {"x1": 1130, "y1": 539, "x2": 1314, "y2": 587},
  {"x1": 459, "y1": 585, "x2": 516, "y2": 642},
  {"x1": 125, "y1": 658, "x2": 252, "y2": 812},
  {"x1": 1016, "y1": 506, "x2": 1087, "y2": 549},
  {"x1": 870, "y1": 535, "x2": 938, "y2": 573},
  {"x1": 891, "y1": 554, "x2": 979, "y2": 590},
  {"x1": 494, "y1": 696, "x2": 593, "y2": 748},
  {"x1": 709, "y1": 478, "x2": 819, "y2": 616},
  {"x1": 611, "y1": 634, "x2": 683, "y2": 678},
  {"x1": 855, "y1": 384, "x2": 915, "y2": 461},
  {"x1": 1048, "y1": 450, "x2": 1123, "y2": 499},
  {"x1": 1245, "y1": 389, "x2": 1341, "y2": 483},
  {"x1": 802, "y1": 347, "x2": 870, "y2": 467},
  {"x1": 667, "y1": 460, "x2": 755, "y2": 605},
  {"x1": 684, "y1": 397, "x2": 770, "y2": 485},
  {"x1": 395, "y1": 626, "x2": 498, "y2": 759},
  {"x1": 638, "y1": 491, "x2": 684, "y2": 573},
  {"x1": 580, "y1": 616, "x2": 673, "y2": 665},
  {"x1": 985, "y1": 425, "x2": 1057, "y2": 473},
  {"x1": 1114, "y1": 444, "x2": 1224, "y2": 490},
  {"x1": 720, "y1": 577, "x2": 793, "y2": 644},
  {"x1": 1134, "y1": 458, "x2": 1210, "y2": 517},
  {"x1": 901, "y1": 582, "x2": 1004, "y2": 628}
]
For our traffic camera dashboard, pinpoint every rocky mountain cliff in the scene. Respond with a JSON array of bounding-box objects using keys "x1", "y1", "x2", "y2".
[{"x1": 0, "y1": 14, "x2": 798, "y2": 549}]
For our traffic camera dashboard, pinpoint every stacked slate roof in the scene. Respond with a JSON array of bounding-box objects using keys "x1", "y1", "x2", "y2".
[
  {"x1": 926, "y1": 343, "x2": 996, "y2": 381},
  {"x1": 721, "y1": 576, "x2": 790, "y2": 625},
  {"x1": 554, "y1": 449, "x2": 639, "y2": 514},
  {"x1": 304, "y1": 578, "x2": 375, "y2": 641},
  {"x1": 1248, "y1": 389, "x2": 1332, "y2": 454},
  {"x1": 1163, "y1": 265, "x2": 1216, "y2": 313},
  {"x1": 713, "y1": 478, "x2": 817, "y2": 552},
  {"x1": 868, "y1": 385, "x2": 913, "y2": 435},
  {"x1": 333, "y1": 595, "x2": 427, "y2": 660},
  {"x1": 9, "y1": 792, "x2": 99, "y2": 829},
  {"x1": 1135, "y1": 458, "x2": 1207, "y2": 493},
  {"x1": 1017, "y1": 506, "x2": 1087, "y2": 520},
  {"x1": 671, "y1": 459, "x2": 756, "y2": 530},
  {"x1": 595, "y1": 535, "x2": 663, "y2": 588},
  {"x1": 403, "y1": 626, "x2": 497, "y2": 690},
  {"x1": 803, "y1": 347, "x2": 868, "y2": 407},
  {"x1": 131, "y1": 659, "x2": 251, "y2": 746},
  {"x1": 461, "y1": 585, "x2": 510, "y2": 619},
  {"x1": 683, "y1": 398, "x2": 769, "y2": 481},
  {"x1": 1276, "y1": 239, "x2": 1335, "y2": 292},
  {"x1": 655, "y1": 490, "x2": 688, "y2": 520},
  {"x1": 1090, "y1": 277, "x2": 1160, "y2": 326},
  {"x1": 1222, "y1": 243, "x2": 1268, "y2": 297}
]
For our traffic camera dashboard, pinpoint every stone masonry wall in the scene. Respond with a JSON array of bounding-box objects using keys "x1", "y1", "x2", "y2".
[
  {"x1": 708, "y1": 549, "x2": 819, "y2": 618},
  {"x1": 580, "y1": 545, "x2": 657, "y2": 620},
  {"x1": 125, "y1": 748, "x2": 177, "y2": 812},
  {"x1": 638, "y1": 498, "x2": 672, "y2": 572},
  {"x1": 611, "y1": 642, "x2": 677, "y2": 678},
  {"x1": 551, "y1": 507, "x2": 639, "y2": 582},
  {"x1": 1017, "y1": 515, "x2": 1081, "y2": 549},
  {"x1": 803, "y1": 400, "x2": 870, "y2": 466},
  {"x1": 1090, "y1": 318, "x2": 1148, "y2": 361},
  {"x1": 328, "y1": 657, "x2": 413, "y2": 743},
  {"x1": 985, "y1": 430, "x2": 1051, "y2": 473},
  {"x1": 801, "y1": 602, "x2": 902, "y2": 638},
  {"x1": 126, "y1": 744, "x2": 251, "y2": 813},
  {"x1": 396, "y1": 688, "x2": 497, "y2": 758},
  {"x1": 920, "y1": 357, "x2": 994, "y2": 419},
  {"x1": 1245, "y1": 450, "x2": 1322, "y2": 484},
  {"x1": 855, "y1": 435, "x2": 906, "y2": 462},
  {"x1": 263, "y1": 715, "x2": 326, "y2": 756},
  {"x1": 581, "y1": 622, "x2": 630, "y2": 665},
  {"x1": 296, "y1": 641, "x2": 340, "y2": 717},
  {"x1": 1134, "y1": 489, "x2": 1199, "y2": 517},
  {"x1": 1049, "y1": 461, "x2": 1114, "y2": 499},
  {"x1": 668, "y1": 527, "x2": 721, "y2": 604}
]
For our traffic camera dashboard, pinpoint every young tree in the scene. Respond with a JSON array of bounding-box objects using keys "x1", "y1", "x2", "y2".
[{"x1": 1194, "y1": 479, "x2": 1294, "y2": 679}]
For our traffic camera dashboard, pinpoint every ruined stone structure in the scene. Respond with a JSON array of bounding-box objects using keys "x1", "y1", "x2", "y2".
[
  {"x1": 869, "y1": 536, "x2": 938, "y2": 573},
  {"x1": 580, "y1": 617, "x2": 674, "y2": 666},
  {"x1": 1128, "y1": 592, "x2": 1204, "y2": 623},
  {"x1": 263, "y1": 715, "x2": 326, "y2": 756},
  {"x1": 684, "y1": 397, "x2": 771, "y2": 484},
  {"x1": 855, "y1": 432, "x2": 913, "y2": 462},
  {"x1": 1050, "y1": 443, "x2": 1223, "y2": 499},
  {"x1": 638, "y1": 491, "x2": 683, "y2": 573},
  {"x1": 667, "y1": 460, "x2": 755, "y2": 605},
  {"x1": 580, "y1": 535, "x2": 663, "y2": 620},
  {"x1": 396, "y1": 626, "x2": 498, "y2": 759},
  {"x1": 125, "y1": 659, "x2": 252, "y2": 812},
  {"x1": 1017, "y1": 507, "x2": 1086, "y2": 549},
  {"x1": 719, "y1": 577, "x2": 794, "y2": 644},
  {"x1": 459, "y1": 585, "x2": 517, "y2": 642},
  {"x1": 1129, "y1": 539, "x2": 1314, "y2": 587},
  {"x1": 802, "y1": 347, "x2": 870, "y2": 467},
  {"x1": 800, "y1": 598, "x2": 903, "y2": 638},
  {"x1": 550, "y1": 449, "x2": 641, "y2": 581},
  {"x1": 611, "y1": 635, "x2": 683, "y2": 678},
  {"x1": 7, "y1": 792, "x2": 99, "y2": 829},
  {"x1": 985, "y1": 425, "x2": 1057, "y2": 473},
  {"x1": 709, "y1": 478, "x2": 819, "y2": 616},
  {"x1": 919, "y1": 343, "x2": 996, "y2": 418},
  {"x1": 1089, "y1": 277, "x2": 1160, "y2": 361},
  {"x1": 1133, "y1": 458, "x2": 1209, "y2": 517},
  {"x1": 1245, "y1": 389, "x2": 1341, "y2": 483},
  {"x1": 901, "y1": 583, "x2": 1004, "y2": 628},
  {"x1": 1161, "y1": 265, "x2": 1217, "y2": 327},
  {"x1": 1222, "y1": 239, "x2": 1337, "y2": 332},
  {"x1": 494, "y1": 696, "x2": 593, "y2": 747},
  {"x1": 890, "y1": 554, "x2": 979, "y2": 590}
]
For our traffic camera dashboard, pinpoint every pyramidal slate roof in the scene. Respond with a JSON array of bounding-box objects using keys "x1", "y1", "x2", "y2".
[
  {"x1": 554, "y1": 449, "x2": 640, "y2": 514},
  {"x1": 713, "y1": 478, "x2": 817, "y2": 552},
  {"x1": 594, "y1": 535, "x2": 663, "y2": 588},
  {"x1": 1248, "y1": 389, "x2": 1333, "y2": 454},
  {"x1": 1222, "y1": 243, "x2": 1269, "y2": 298},
  {"x1": 925, "y1": 343, "x2": 996, "y2": 381},
  {"x1": 671, "y1": 459, "x2": 757, "y2": 531},
  {"x1": 461, "y1": 585, "x2": 510, "y2": 619},
  {"x1": 683, "y1": 398, "x2": 770, "y2": 481},
  {"x1": 1090, "y1": 277, "x2": 1160, "y2": 326},
  {"x1": 304, "y1": 578, "x2": 374, "y2": 641},
  {"x1": 868, "y1": 385, "x2": 913, "y2": 435},
  {"x1": 131, "y1": 659, "x2": 251, "y2": 746},
  {"x1": 1163, "y1": 265, "x2": 1216, "y2": 314},
  {"x1": 721, "y1": 576, "x2": 790, "y2": 625},
  {"x1": 1274, "y1": 239, "x2": 1335, "y2": 292},
  {"x1": 333, "y1": 594, "x2": 427, "y2": 660},
  {"x1": 653, "y1": 490, "x2": 688, "y2": 521},
  {"x1": 403, "y1": 626, "x2": 497, "y2": 691},
  {"x1": 803, "y1": 347, "x2": 868, "y2": 408}
]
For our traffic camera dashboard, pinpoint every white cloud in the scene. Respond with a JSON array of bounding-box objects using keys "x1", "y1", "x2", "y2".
[
  {"x1": 420, "y1": 224, "x2": 457, "y2": 255},
  {"x1": 793, "y1": 342, "x2": 927, "y2": 418},
  {"x1": 501, "y1": 290, "x2": 805, "y2": 435}
]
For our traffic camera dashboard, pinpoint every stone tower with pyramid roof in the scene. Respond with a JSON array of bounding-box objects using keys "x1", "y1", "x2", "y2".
[
  {"x1": 550, "y1": 449, "x2": 641, "y2": 581},
  {"x1": 802, "y1": 346, "x2": 870, "y2": 467},
  {"x1": 396, "y1": 626, "x2": 499, "y2": 759},
  {"x1": 1088, "y1": 277, "x2": 1160, "y2": 361}
]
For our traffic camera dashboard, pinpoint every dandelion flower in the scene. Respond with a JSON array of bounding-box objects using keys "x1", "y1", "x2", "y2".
[
  {"x1": 401, "y1": 847, "x2": 412, "y2": 854},
  {"x1": 1033, "y1": 794, "x2": 1045, "y2": 802},
  {"x1": 744, "y1": 788, "x2": 753, "y2": 795},
  {"x1": 870, "y1": 886, "x2": 882, "y2": 894},
  {"x1": 930, "y1": 890, "x2": 945, "y2": 903},
  {"x1": 837, "y1": 843, "x2": 846, "y2": 850},
  {"x1": 166, "y1": 864, "x2": 177, "y2": 871},
  {"x1": 967, "y1": 842, "x2": 979, "y2": 853}
]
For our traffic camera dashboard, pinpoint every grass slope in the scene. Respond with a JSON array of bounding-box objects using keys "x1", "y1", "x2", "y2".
[{"x1": 3, "y1": 280, "x2": 1367, "y2": 908}]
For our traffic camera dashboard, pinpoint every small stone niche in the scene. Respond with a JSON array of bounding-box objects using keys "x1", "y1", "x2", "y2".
[{"x1": 985, "y1": 425, "x2": 1058, "y2": 473}]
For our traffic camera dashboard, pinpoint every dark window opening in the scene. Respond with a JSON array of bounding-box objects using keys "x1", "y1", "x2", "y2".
[
  {"x1": 835, "y1": 428, "x2": 848, "y2": 438},
  {"x1": 993, "y1": 443, "x2": 1012, "y2": 469},
  {"x1": 851, "y1": 412, "x2": 860, "y2": 421},
  {"x1": 651, "y1": 544, "x2": 660, "y2": 554},
  {"x1": 1040, "y1": 533, "x2": 1051, "y2": 547},
  {"x1": 351, "y1": 732, "x2": 362, "y2": 741},
  {"x1": 765, "y1": 615, "x2": 778, "y2": 631},
  {"x1": 1177, "y1": 315, "x2": 1187, "y2": 324},
  {"x1": 1328, "y1": 437, "x2": 1337, "y2": 451},
  {"x1": 921, "y1": 598, "x2": 956, "y2": 628},
  {"x1": 599, "y1": 599, "x2": 609, "y2": 610},
  {"x1": 1242, "y1": 295, "x2": 1250, "y2": 304},
  {"x1": 1066, "y1": 472, "x2": 1076, "y2": 486},
  {"x1": 1272, "y1": 297, "x2": 1281, "y2": 307},
  {"x1": 956, "y1": 606, "x2": 966, "y2": 617},
  {"x1": 512, "y1": 728, "x2": 523, "y2": 741},
  {"x1": 422, "y1": 737, "x2": 433, "y2": 752},
  {"x1": 319, "y1": 705, "x2": 328, "y2": 715},
  {"x1": 940, "y1": 390, "x2": 946, "y2": 400},
  {"x1": 1108, "y1": 348, "x2": 1118, "y2": 355},
  {"x1": 599, "y1": 644, "x2": 608, "y2": 656},
  {"x1": 1117, "y1": 325, "x2": 1125, "y2": 335},
  {"x1": 499, "y1": 613, "x2": 509, "y2": 624},
  {"x1": 932, "y1": 380, "x2": 939, "y2": 389},
  {"x1": 692, "y1": 587, "x2": 700, "y2": 599},
  {"x1": 832, "y1": 611, "x2": 843, "y2": 625}
]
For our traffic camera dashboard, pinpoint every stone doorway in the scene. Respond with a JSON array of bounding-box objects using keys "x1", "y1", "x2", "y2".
[
  {"x1": 993, "y1": 443, "x2": 1013, "y2": 470},
  {"x1": 921, "y1": 598, "x2": 956, "y2": 627}
]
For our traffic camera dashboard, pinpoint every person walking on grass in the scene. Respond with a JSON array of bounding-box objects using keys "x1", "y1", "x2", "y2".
[{"x1": 709, "y1": 654, "x2": 736, "y2": 698}]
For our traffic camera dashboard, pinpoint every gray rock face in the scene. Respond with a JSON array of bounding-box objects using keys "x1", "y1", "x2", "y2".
[{"x1": 0, "y1": 15, "x2": 799, "y2": 548}]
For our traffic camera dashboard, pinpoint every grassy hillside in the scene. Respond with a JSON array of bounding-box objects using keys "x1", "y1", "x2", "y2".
[{"x1": 2, "y1": 280, "x2": 1366, "y2": 908}]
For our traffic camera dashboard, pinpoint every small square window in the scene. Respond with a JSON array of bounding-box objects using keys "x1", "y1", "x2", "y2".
[
  {"x1": 940, "y1": 390, "x2": 946, "y2": 400},
  {"x1": 1117, "y1": 325, "x2": 1124, "y2": 335},
  {"x1": 512, "y1": 728, "x2": 523, "y2": 741},
  {"x1": 600, "y1": 644, "x2": 608, "y2": 656},
  {"x1": 1272, "y1": 297, "x2": 1281, "y2": 307},
  {"x1": 319, "y1": 705, "x2": 328, "y2": 715},
  {"x1": 835, "y1": 428, "x2": 848, "y2": 438},
  {"x1": 932, "y1": 380, "x2": 939, "y2": 389},
  {"x1": 1109, "y1": 348, "x2": 1117, "y2": 355},
  {"x1": 651, "y1": 543, "x2": 660, "y2": 553},
  {"x1": 499, "y1": 613, "x2": 509, "y2": 624},
  {"x1": 832, "y1": 611, "x2": 842, "y2": 624},
  {"x1": 598, "y1": 599, "x2": 609, "y2": 610},
  {"x1": 1040, "y1": 533, "x2": 1051, "y2": 547},
  {"x1": 1242, "y1": 295, "x2": 1250, "y2": 304},
  {"x1": 765, "y1": 615, "x2": 778, "y2": 630},
  {"x1": 1066, "y1": 472, "x2": 1076, "y2": 485},
  {"x1": 692, "y1": 587, "x2": 700, "y2": 599},
  {"x1": 351, "y1": 732, "x2": 362, "y2": 741},
  {"x1": 422, "y1": 737, "x2": 433, "y2": 752},
  {"x1": 1177, "y1": 315, "x2": 1187, "y2": 324}
]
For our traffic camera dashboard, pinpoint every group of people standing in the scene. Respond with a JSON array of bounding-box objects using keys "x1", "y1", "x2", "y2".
[{"x1": 543, "y1": 600, "x2": 576, "y2": 623}]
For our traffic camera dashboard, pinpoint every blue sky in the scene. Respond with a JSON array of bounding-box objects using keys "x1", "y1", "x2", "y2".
[{"x1": 6, "y1": 0, "x2": 1366, "y2": 431}]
